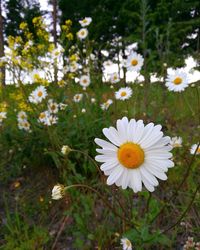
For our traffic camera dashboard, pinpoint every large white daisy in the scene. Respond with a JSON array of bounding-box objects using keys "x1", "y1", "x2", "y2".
[
  {"x1": 29, "y1": 85, "x2": 47, "y2": 104},
  {"x1": 126, "y1": 52, "x2": 144, "y2": 72},
  {"x1": 115, "y1": 87, "x2": 132, "y2": 101},
  {"x1": 165, "y1": 70, "x2": 189, "y2": 92},
  {"x1": 95, "y1": 117, "x2": 174, "y2": 192}
]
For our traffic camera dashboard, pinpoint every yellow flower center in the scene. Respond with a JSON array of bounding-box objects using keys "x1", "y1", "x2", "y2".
[
  {"x1": 131, "y1": 59, "x2": 138, "y2": 66},
  {"x1": 39, "y1": 113, "x2": 46, "y2": 119},
  {"x1": 120, "y1": 91, "x2": 127, "y2": 97},
  {"x1": 118, "y1": 142, "x2": 144, "y2": 169},
  {"x1": 197, "y1": 147, "x2": 200, "y2": 154},
  {"x1": 37, "y1": 91, "x2": 43, "y2": 97},
  {"x1": 83, "y1": 79, "x2": 88, "y2": 84},
  {"x1": 173, "y1": 77, "x2": 182, "y2": 85},
  {"x1": 80, "y1": 31, "x2": 85, "y2": 36}
]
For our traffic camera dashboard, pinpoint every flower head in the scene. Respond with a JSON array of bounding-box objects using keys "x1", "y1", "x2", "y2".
[
  {"x1": 100, "y1": 99, "x2": 113, "y2": 110},
  {"x1": 29, "y1": 85, "x2": 47, "y2": 104},
  {"x1": 79, "y1": 17, "x2": 92, "y2": 27},
  {"x1": 77, "y1": 28, "x2": 88, "y2": 40},
  {"x1": 121, "y1": 238, "x2": 132, "y2": 250},
  {"x1": 73, "y1": 93, "x2": 83, "y2": 103},
  {"x1": 52, "y1": 184, "x2": 65, "y2": 200},
  {"x1": 61, "y1": 145, "x2": 72, "y2": 155},
  {"x1": 95, "y1": 117, "x2": 174, "y2": 192},
  {"x1": 126, "y1": 52, "x2": 144, "y2": 72},
  {"x1": 170, "y1": 136, "x2": 183, "y2": 148},
  {"x1": 165, "y1": 70, "x2": 189, "y2": 92},
  {"x1": 115, "y1": 87, "x2": 133, "y2": 101},
  {"x1": 79, "y1": 75, "x2": 90, "y2": 88},
  {"x1": 190, "y1": 143, "x2": 200, "y2": 155}
]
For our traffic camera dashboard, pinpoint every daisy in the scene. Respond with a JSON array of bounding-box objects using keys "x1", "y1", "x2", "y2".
[
  {"x1": 59, "y1": 103, "x2": 68, "y2": 110},
  {"x1": 77, "y1": 28, "x2": 88, "y2": 40},
  {"x1": 170, "y1": 136, "x2": 183, "y2": 148},
  {"x1": 79, "y1": 17, "x2": 92, "y2": 27},
  {"x1": 95, "y1": 117, "x2": 174, "y2": 192},
  {"x1": 29, "y1": 85, "x2": 47, "y2": 104},
  {"x1": 79, "y1": 75, "x2": 90, "y2": 88},
  {"x1": 190, "y1": 143, "x2": 200, "y2": 155},
  {"x1": 73, "y1": 93, "x2": 83, "y2": 103},
  {"x1": 18, "y1": 120, "x2": 31, "y2": 131},
  {"x1": 100, "y1": 99, "x2": 113, "y2": 110},
  {"x1": 48, "y1": 99, "x2": 59, "y2": 114},
  {"x1": 165, "y1": 70, "x2": 189, "y2": 92},
  {"x1": 17, "y1": 111, "x2": 27, "y2": 122},
  {"x1": 0, "y1": 112, "x2": 7, "y2": 122},
  {"x1": 126, "y1": 52, "x2": 144, "y2": 72},
  {"x1": 121, "y1": 238, "x2": 132, "y2": 250},
  {"x1": 61, "y1": 145, "x2": 71, "y2": 155},
  {"x1": 115, "y1": 87, "x2": 133, "y2": 101},
  {"x1": 52, "y1": 184, "x2": 65, "y2": 200},
  {"x1": 110, "y1": 72, "x2": 120, "y2": 84},
  {"x1": 69, "y1": 61, "x2": 79, "y2": 72}
]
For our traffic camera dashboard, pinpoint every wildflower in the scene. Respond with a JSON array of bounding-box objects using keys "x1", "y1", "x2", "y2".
[
  {"x1": 79, "y1": 75, "x2": 90, "y2": 88},
  {"x1": 69, "y1": 61, "x2": 79, "y2": 72},
  {"x1": 79, "y1": 17, "x2": 92, "y2": 27},
  {"x1": 73, "y1": 94, "x2": 83, "y2": 103},
  {"x1": 17, "y1": 111, "x2": 28, "y2": 122},
  {"x1": 100, "y1": 99, "x2": 113, "y2": 110},
  {"x1": 183, "y1": 237, "x2": 195, "y2": 250},
  {"x1": 81, "y1": 108, "x2": 86, "y2": 113},
  {"x1": 110, "y1": 72, "x2": 120, "y2": 84},
  {"x1": 52, "y1": 184, "x2": 65, "y2": 200},
  {"x1": 0, "y1": 112, "x2": 7, "y2": 123},
  {"x1": 91, "y1": 98, "x2": 96, "y2": 103},
  {"x1": 170, "y1": 136, "x2": 183, "y2": 148},
  {"x1": 115, "y1": 87, "x2": 133, "y2": 101},
  {"x1": 29, "y1": 86, "x2": 47, "y2": 104},
  {"x1": 61, "y1": 145, "x2": 72, "y2": 155},
  {"x1": 59, "y1": 103, "x2": 68, "y2": 110},
  {"x1": 165, "y1": 70, "x2": 189, "y2": 92},
  {"x1": 121, "y1": 238, "x2": 132, "y2": 250},
  {"x1": 18, "y1": 120, "x2": 31, "y2": 131},
  {"x1": 190, "y1": 143, "x2": 200, "y2": 155},
  {"x1": 48, "y1": 99, "x2": 59, "y2": 114},
  {"x1": 126, "y1": 52, "x2": 144, "y2": 72},
  {"x1": 77, "y1": 28, "x2": 88, "y2": 40},
  {"x1": 95, "y1": 117, "x2": 174, "y2": 192}
]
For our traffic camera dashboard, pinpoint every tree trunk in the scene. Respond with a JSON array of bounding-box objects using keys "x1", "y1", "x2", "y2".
[
  {"x1": 52, "y1": 0, "x2": 58, "y2": 84},
  {"x1": 0, "y1": 0, "x2": 5, "y2": 86}
]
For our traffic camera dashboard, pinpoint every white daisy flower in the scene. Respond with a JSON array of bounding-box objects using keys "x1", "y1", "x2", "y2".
[
  {"x1": 110, "y1": 72, "x2": 120, "y2": 84},
  {"x1": 79, "y1": 17, "x2": 92, "y2": 27},
  {"x1": 100, "y1": 99, "x2": 113, "y2": 110},
  {"x1": 79, "y1": 75, "x2": 90, "y2": 88},
  {"x1": 81, "y1": 108, "x2": 86, "y2": 113},
  {"x1": 29, "y1": 86, "x2": 47, "y2": 104},
  {"x1": 48, "y1": 99, "x2": 59, "y2": 114},
  {"x1": 59, "y1": 103, "x2": 68, "y2": 110},
  {"x1": 73, "y1": 94, "x2": 83, "y2": 103},
  {"x1": 77, "y1": 28, "x2": 88, "y2": 40},
  {"x1": 170, "y1": 136, "x2": 183, "y2": 148},
  {"x1": 18, "y1": 120, "x2": 31, "y2": 131},
  {"x1": 121, "y1": 238, "x2": 132, "y2": 250},
  {"x1": 52, "y1": 184, "x2": 65, "y2": 200},
  {"x1": 126, "y1": 52, "x2": 144, "y2": 72},
  {"x1": 95, "y1": 117, "x2": 174, "y2": 192},
  {"x1": 190, "y1": 143, "x2": 200, "y2": 155},
  {"x1": 38, "y1": 111, "x2": 49, "y2": 123},
  {"x1": 91, "y1": 98, "x2": 96, "y2": 103},
  {"x1": 61, "y1": 145, "x2": 71, "y2": 155},
  {"x1": 115, "y1": 87, "x2": 133, "y2": 101},
  {"x1": 17, "y1": 111, "x2": 27, "y2": 122},
  {"x1": 69, "y1": 61, "x2": 79, "y2": 73},
  {"x1": 0, "y1": 112, "x2": 7, "y2": 122},
  {"x1": 165, "y1": 70, "x2": 189, "y2": 92}
]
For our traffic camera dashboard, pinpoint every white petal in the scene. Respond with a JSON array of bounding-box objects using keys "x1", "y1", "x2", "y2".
[
  {"x1": 95, "y1": 154, "x2": 116, "y2": 162},
  {"x1": 94, "y1": 138, "x2": 118, "y2": 150},
  {"x1": 100, "y1": 160, "x2": 119, "y2": 171},
  {"x1": 103, "y1": 127, "x2": 122, "y2": 146},
  {"x1": 127, "y1": 119, "x2": 137, "y2": 141},
  {"x1": 106, "y1": 165, "x2": 124, "y2": 185},
  {"x1": 129, "y1": 169, "x2": 142, "y2": 192},
  {"x1": 140, "y1": 166, "x2": 159, "y2": 186},
  {"x1": 132, "y1": 120, "x2": 144, "y2": 143},
  {"x1": 116, "y1": 117, "x2": 129, "y2": 141},
  {"x1": 144, "y1": 165, "x2": 168, "y2": 180}
]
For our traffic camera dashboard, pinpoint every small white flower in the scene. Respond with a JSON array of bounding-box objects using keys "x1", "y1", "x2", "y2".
[
  {"x1": 115, "y1": 87, "x2": 133, "y2": 101},
  {"x1": 77, "y1": 28, "x2": 88, "y2": 40},
  {"x1": 81, "y1": 108, "x2": 86, "y2": 113},
  {"x1": 79, "y1": 17, "x2": 92, "y2": 27},
  {"x1": 126, "y1": 52, "x2": 144, "y2": 72},
  {"x1": 29, "y1": 86, "x2": 47, "y2": 104},
  {"x1": 18, "y1": 120, "x2": 31, "y2": 131},
  {"x1": 100, "y1": 99, "x2": 113, "y2": 110},
  {"x1": 52, "y1": 184, "x2": 65, "y2": 200},
  {"x1": 79, "y1": 75, "x2": 90, "y2": 88},
  {"x1": 190, "y1": 143, "x2": 200, "y2": 155},
  {"x1": 165, "y1": 69, "x2": 189, "y2": 92},
  {"x1": 121, "y1": 238, "x2": 132, "y2": 250},
  {"x1": 61, "y1": 145, "x2": 71, "y2": 155},
  {"x1": 0, "y1": 112, "x2": 7, "y2": 122},
  {"x1": 91, "y1": 98, "x2": 96, "y2": 103},
  {"x1": 73, "y1": 94, "x2": 83, "y2": 103},
  {"x1": 170, "y1": 136, "x2": 183, "y2": 148},
  {"x1": 110, "y1": 72, "x2": 120, "y2": 84},
  {"x1": 48, "y1": 99, "x2": 59, "y2": 114},
  {"x1": 69, "y1": 61, "x2": 79, "y2": 72},
  {"x1": 17, "y1": 111, "x2": 28, "y2": 122},
  {"x1": 59, "y1": 103, "x2": 68, "y2": 110}
]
